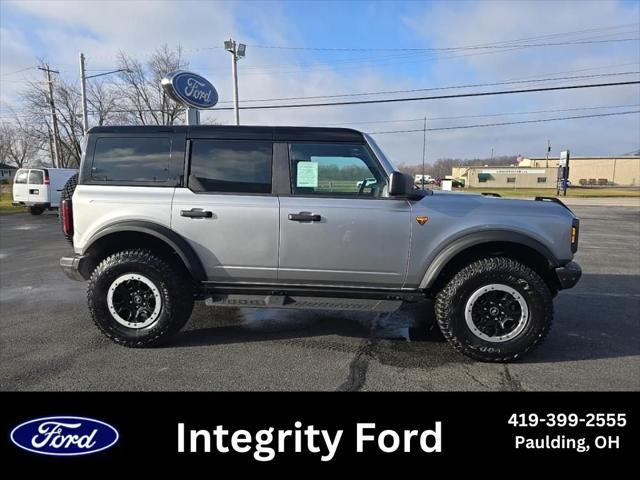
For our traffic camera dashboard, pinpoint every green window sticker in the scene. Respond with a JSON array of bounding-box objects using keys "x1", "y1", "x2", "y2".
[{"x1": 296, "y1": 162, "x2": 318, "y2": 188}]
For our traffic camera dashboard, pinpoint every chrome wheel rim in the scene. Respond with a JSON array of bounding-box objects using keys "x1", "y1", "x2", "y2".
[
  {"x1": 107, "y1": 274, "x2": 162, "y2": 329},
  {"x1": 464, "y1": 284, "x2": 529, "y2": 342}
]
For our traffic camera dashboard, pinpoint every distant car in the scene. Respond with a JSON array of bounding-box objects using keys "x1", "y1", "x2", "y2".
[
  {"x1": 356, "y1": 177, "x2": 377, "y2": 188},
  {"x1": 12, "y1": 167, "x2": 78, "y2": 215},
  {"x1": 435, "y1": 178, "x2": 464, "y2": 188},
  {"x1": 414, "y1": 175, "x2": 434, "y2": 185}
]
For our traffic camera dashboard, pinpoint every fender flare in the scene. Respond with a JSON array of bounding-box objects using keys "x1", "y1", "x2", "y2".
[
  {"x1": 419, "y1": 230, "x2": 560, "y2": 289},
  {"x1": 82, "y1": 220, "x2": 207, "y2": 281}
]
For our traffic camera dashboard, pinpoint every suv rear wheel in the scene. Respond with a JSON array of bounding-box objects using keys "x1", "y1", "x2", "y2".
[
  {"x1": 435, "y1": 256, "x2": 552, "y2": 362},
  {"x1": 87, "y1": 249, "x2": 194, "y2": 347}
]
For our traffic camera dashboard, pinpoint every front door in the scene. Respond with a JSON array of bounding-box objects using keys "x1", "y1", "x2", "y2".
[
  {"x1": 172, "y1": 139, "x2": 279, "y2": 283},
  {"x1": 278, "y1": 142, "x2": 411, "y2": 288}
]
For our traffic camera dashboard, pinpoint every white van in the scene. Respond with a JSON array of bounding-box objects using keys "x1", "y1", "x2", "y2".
[{"x1": 12, "y1": 167, "x2": 78, "y2": 215}]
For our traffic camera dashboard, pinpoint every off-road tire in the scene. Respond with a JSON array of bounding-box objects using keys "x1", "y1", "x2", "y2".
[
  {"x1": 59, "y1": 173, "x2": 78, "y2": 244},
  {"x1": 435, "y1": 256, "x2": 553, "y2": 362},
  {"x1": 87, "y1": 249, "x2": 194, "y2": 347},
  {"x1": 29, "y1": 206, "x2": 44, "y2": 215}
]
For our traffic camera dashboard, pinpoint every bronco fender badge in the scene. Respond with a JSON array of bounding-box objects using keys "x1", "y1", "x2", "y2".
[{"x1": 416, "y1": 215, "x2": 429, "y2": 225}]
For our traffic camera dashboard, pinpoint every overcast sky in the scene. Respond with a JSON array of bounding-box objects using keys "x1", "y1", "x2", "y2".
[{"x1": 1, "y1": 0, "x2": 639, "y2": 165}]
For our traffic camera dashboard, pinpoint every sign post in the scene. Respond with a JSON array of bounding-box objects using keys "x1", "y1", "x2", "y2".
[
  {"x1": 161, "y1": 71, "x2": 218, "y2": 126},
  {"x1": 557, "y1": 150, "x2": 570, "y2": 196}
]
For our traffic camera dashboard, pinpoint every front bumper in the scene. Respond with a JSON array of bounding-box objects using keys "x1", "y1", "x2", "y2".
[
  {"x1": 555, "y1": 261, "x2": 582, "y2": 290},
  {"x1": 60, "y1": 255, "x2": 91, "y2": 281}
]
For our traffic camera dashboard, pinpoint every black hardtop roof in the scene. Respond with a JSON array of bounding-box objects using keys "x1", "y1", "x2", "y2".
[{"x1": 87, "y1": 125, "x2": 365, "y2": 142}]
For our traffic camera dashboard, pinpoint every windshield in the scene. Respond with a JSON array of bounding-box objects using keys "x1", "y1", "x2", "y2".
[{"x1": 364, "y1": 134, "x2": 396, "y2": 174}]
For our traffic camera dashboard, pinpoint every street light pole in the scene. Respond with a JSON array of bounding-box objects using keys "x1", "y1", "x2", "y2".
[
  {"x1": 78, "y1": 55, "x2": 130, "y2": 133},
  {"x1": 421, "y1": 116, "x2": 427, "y2": 189},
  {"x1": 231, "y1": 47, "x2": 239, "y2": 125},
  {"x1": 79, "y1": 53, "x2": 89, "y2": 135},
  {"x1": 225, "y1": 39, "x2": 246, "y2": 126}
]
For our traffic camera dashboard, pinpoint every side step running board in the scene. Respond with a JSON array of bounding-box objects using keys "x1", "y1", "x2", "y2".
[{"x1": 205, "y1": 294, "x2": 403, "y2": 312}]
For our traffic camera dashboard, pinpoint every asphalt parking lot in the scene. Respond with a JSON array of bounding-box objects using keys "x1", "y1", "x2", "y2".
[{"x1": 1, "y1": 204, "x2": 638, "y2": 391}]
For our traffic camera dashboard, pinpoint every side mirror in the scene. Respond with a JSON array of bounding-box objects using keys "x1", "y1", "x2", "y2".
[{"x1": 389, "y1": 171, "x2": 414, "y2": 196}]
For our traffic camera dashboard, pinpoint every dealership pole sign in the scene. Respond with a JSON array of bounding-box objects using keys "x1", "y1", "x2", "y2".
[{"x1": 161, "y1": 71, "x2": 218, "y2": 125}]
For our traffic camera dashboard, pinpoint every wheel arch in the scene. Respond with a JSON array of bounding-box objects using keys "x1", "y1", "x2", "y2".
[
  {"x1": 419, "y1": 230, "x2": 560, "y2": 292},
  {"x1": 81, "y1": 221, "x2": 206, "y2": 282}
]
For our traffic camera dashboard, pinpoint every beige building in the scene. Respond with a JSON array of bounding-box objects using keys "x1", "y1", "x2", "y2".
[
  {"x1": 519, "y1": 156, "x2": 640, "y2": 186},
  {"x1": 452, "y1": 156, "x2": 640, "y2": 188},
  {"x1": 452, "y1": 166, "x2": 557, "y2": 188}
]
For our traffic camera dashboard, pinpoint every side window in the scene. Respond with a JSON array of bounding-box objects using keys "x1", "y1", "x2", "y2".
[
  {"x1": 14, "y1": 170, "x2": 28, "y2": 184},
  {"x1": 91, "y1": 137, "x2": 171, "y2": 183},
  {"x1": 189, "y1": 140, "x2": 272, "y2": 194},
  {"x1": 28, "y1": 170, "x2": 44, "y2": 185},
  {"x1": 289, "y1": 143, "x2": 384, "y2": 197}
]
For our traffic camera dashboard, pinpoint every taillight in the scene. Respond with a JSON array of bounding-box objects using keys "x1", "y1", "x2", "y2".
[
  {"x1": 570, "y1": 218, "x2": 579, "y2": 253},
  {"x1": 44, "y1": 170, "x2": 50, "y2": 185},
  {"x1": 62, "y1": 199, "x2": 73, "y2": 237}
]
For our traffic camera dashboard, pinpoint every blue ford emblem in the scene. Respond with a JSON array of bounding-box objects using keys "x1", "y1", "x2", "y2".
[
  {"x1": 10, "y1": 416, "x2": 119, "y2": 456},
  {"x1": 161, "y1": 70, "x2": 218, "y2": 109}
]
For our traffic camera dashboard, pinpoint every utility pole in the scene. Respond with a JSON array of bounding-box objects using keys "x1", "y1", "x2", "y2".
[
  {"x1": 38, "y1": 65, "x2": 61, "y2": 168},
  {"x1": 546, "y1": 139, "x2": 551, "y2": 168},
  {"x1": 79, "y1": 53, "x2": 89, "y2": 135},
  {"x1": 421, "y1": 116, "x2": 427, "y2": 189},
  {"x1": 490, "y1": 147, "x2": 494, "y2": 162},
  {"x1": 224, "y1": 39, "x2": 246, "y2": 126},
  {"x1": 46, "y1": 125, "x2": 55, "y2": 166}
]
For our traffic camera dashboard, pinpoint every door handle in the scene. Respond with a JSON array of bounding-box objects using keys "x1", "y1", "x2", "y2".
[
  {"x1": 180, "y1": 208, "x2": 213, "y2": 219},
  {"x1": 288, "y1": 212, "x2": 321, "y2": 222}
]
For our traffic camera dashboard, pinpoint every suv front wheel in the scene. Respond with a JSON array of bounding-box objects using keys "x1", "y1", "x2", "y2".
[
  {"x1": 435, "y1": 256, "x2": 553, "y2": 362},
  {"x1": 87, "y1": 249, "x2": 194, "y2": 347}
]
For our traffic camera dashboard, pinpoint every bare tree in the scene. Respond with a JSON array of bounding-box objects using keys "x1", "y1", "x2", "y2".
[
  {"x1": 116, "y1": 44, "x2": 187, "y2": 125},
  {"x1": 0, "y1": 119, "x2": 43, "y2": 168},
  {"x1": 87, "y1": 79, "x2": 122, "y2": 126},
  {"x1": 21, "y1": 74, "x2": 83, "y2": 168},
  {"x1": 14, "y1": 46, "x2": 194, "y2": 169}
]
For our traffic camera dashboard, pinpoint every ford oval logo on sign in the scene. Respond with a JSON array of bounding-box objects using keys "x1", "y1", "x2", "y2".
[
  {"x1": 10, "y1": 416, "x2": 119, "y2": 456},
  {"x1": 161, "y1": 70, "x2": 218, "y2": 109}
]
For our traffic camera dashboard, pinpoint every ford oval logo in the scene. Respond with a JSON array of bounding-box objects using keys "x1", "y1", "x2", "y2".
[
  {"x1": 161, "y1": 70, "x2": 218, "y2": 109},
  {"x1": 10, "y1": 416, "x2": 119, "y2": 456}
]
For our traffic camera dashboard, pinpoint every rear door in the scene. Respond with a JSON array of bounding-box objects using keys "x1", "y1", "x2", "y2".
[
  {"x1": 27, "y1": 169, "x2": 48, "y2": 204},
  {"x1": 73, "y1": 134, "x2": 181, "y2": 249},
  {"x1": 171, "y1": 138, "x2": 280, "y2": 283},
  {"x1": 278, "y1": 142, "x2": 412, "y2": 288},
  {"x1": 12, "y1": 169, "x2": 29, "y2": 202}
]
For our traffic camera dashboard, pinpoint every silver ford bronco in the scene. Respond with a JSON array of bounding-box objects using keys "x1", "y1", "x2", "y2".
[{"x1": 59, "y1": 125, "x2": 581, "y2": 362}]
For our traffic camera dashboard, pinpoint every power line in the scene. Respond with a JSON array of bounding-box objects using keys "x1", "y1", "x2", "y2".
[
  {"x1": 233, "y1": 38, "x2": 639, "y2": 75},
  {"x1": 216, "y1": 71, "x2": 639, "y2": 104},
  {"x1": 1, "y1": 66, "x2": 37, "y2": 77},
  {"x1": 238, "y1": 42, "x2": 639, "y2": 77},
  {"x1": 199, "y1": 27, "x2": 639, "y2": 76},
  {"x1": 207, "y1": 81, "x2": 640, "y2": 111},
  {"x1": 367, "y1": 110, "x2": 640, "y2": 134},
  {"x1": 319, "y1": 103, "x2": 640, "y2": 126},
  {"x1": 246, "y1": 24, "x2": 639, "y2": 51}
]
